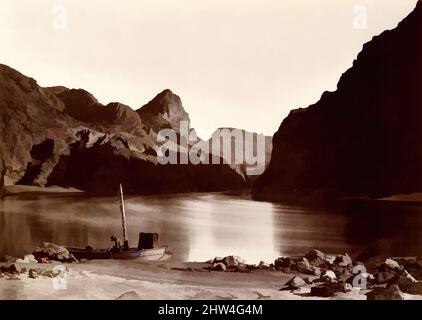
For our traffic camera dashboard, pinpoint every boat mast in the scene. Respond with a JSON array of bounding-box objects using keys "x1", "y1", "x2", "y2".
[{"x1": 119, "y1": 183, "x2": 129, "y2": 249}]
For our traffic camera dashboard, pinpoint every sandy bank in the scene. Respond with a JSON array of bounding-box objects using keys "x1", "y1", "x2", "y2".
[
  {"x1": 0, "y1": 259, "x2": 363, "y2": 300},
  {"x1": 4, "y1": 185, "x2": 83, "y2": 195}
]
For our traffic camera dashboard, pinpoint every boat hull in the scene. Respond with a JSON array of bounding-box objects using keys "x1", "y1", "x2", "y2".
[
  {"x1": 66, "y1": 246, "x2": 170, "y2": 261},
  {"x1": 66, "y1": 247, "x2": 112, "y2": 260}
]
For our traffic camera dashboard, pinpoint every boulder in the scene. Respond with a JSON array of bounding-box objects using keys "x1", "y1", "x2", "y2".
[
  {"x1": 212, "y1": 257, "x2": 223, "y2": 264},
  {"x1": 366, "y1": 284, "x2": 404, "y2": 300},
  {"x1": 375, "y1": 271, "x2": 399, "y2": 285},
  {"x1": 321, "y1": 270, "x2": 337, "y2": 282},
  {"x1": 384, "y1": 258, "x2": 401, "y2": 270},
  {"x1": 373, "y1": 261, "x2": 409, "y2": 285},
  {"x1": 310, "y1": 282, "x2": 340, "y2": 297},
  {"x1": 324, "y1": 255, "x2": 337, "y2": 265},
  {"x1": 336, "y1": 268, "x2": 353, "y2": 283},
  {"x1": 282, "y1": 276, "x2": 307, "y2": 290},
  {"x1": 305, "y1": 249, "x2": 326, "y2": 267},
  {"x1": 222, "y1": 256, "x2": 245, "y2": 268},
  {"x1": 274, "y1": 257, "x2": 294, "y2": 271},
  {"x1": 295, "y1": 257, "x2": 314, "y2": 274},
  {"x1": 32, "y1": 242, "x2": 75, "y2": 262},
  {"x1": 334, "y1": 253, "x2": 352, "y2": 267}
]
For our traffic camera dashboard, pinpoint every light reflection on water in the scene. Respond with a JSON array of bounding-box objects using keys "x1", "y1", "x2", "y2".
[{"x1": 1, "y1": 192, "x2": 422, "y2": 263}]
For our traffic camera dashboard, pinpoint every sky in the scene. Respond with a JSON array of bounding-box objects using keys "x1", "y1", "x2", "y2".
[{"x1": 0, "y1": 0, "x2": 417, "y2": 138}]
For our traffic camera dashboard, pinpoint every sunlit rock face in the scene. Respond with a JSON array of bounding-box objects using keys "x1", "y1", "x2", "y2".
[{"x1": 253, "y1": 2, "x2": 422, "y2": 202}]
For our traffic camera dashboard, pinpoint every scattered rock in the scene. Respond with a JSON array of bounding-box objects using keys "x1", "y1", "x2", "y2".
[
  {"x1": 32, "y1": 242, "x2": 75, "y2": 262},
  {"x1": 366, "y1": 284, "x2": 404, "y2": 300},
  {"x1": 223, "y1": 256, "x2": 245, "y2": 268}
]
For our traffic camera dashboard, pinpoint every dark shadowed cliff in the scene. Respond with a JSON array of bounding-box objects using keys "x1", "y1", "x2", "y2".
[
  {"x1": 253, "y1": 1, "x2": 422, "y2": 202},
  {"x1": 0, "y1": 155, "x2": 4, "y2": 197}
]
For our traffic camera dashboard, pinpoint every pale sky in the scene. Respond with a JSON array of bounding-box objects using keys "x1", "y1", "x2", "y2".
[{"x1": 0, "y1": 0, "x2": 417, "y2": 137}]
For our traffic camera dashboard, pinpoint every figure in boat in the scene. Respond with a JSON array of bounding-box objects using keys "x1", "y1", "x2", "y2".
[{"x1": 65, "y1": 184, "x2": 171, "y2": 261}]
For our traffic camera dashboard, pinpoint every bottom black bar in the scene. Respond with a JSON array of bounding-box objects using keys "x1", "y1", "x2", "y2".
[{"x1": 0, "y1": 300, "x2": 420, "y2": 319}]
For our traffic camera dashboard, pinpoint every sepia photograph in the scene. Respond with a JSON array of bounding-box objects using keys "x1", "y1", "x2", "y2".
[{"x1": 0, "y1": 0, "x2": 421, "y2": 315}]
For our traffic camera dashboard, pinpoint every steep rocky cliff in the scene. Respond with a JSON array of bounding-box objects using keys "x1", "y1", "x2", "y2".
[
  {"x1": 0, "y1": 64, "x2": 245, "y2": 195},
  {"x1": 253, "y1": 1, "x2": 422, "y2": 202}
]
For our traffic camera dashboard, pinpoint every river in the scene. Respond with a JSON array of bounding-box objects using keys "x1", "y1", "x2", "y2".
[{"x1": 1, "y1": 192, "x2": 422, "y2": 263}]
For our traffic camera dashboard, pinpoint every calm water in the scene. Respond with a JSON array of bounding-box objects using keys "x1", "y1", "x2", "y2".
[{"x1": 1, "y1": 192, "x2": 422, "y2": 263}]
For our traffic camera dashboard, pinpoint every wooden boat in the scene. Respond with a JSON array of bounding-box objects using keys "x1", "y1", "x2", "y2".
[{"x1": 66, "y1": 184, "x2": 171, "y2": 261}]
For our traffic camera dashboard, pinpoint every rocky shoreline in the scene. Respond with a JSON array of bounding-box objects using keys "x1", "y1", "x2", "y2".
[{"x1": 2, "y1": 243, "x2": 422, "y2": 300}]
